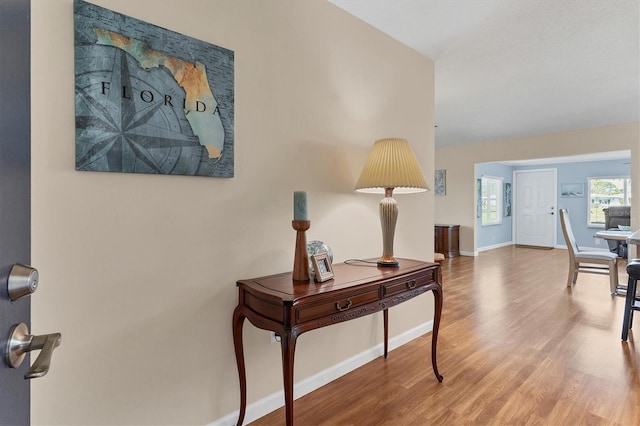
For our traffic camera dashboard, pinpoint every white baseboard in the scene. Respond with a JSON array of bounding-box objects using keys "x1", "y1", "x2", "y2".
[
  {"x1": 211, "y1": 320, "x2": 434, "y2": 426},
  {"x1": 460, "y1": 250, "x2": 477, "y2": 257},
  {"x1": 477, "y1": 241, "x2": 513, "y2": 252}
]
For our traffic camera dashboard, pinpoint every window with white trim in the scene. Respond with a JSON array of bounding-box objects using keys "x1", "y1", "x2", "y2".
[
  {"x1": 481, "y1": 176, "x2": 503, "y2": 226},
  {"x1": 587, "y1": 176, "x2": 631, "y2": 227}
]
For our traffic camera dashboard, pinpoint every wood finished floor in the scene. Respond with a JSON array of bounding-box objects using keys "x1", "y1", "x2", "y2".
[{"x1": 250, "y1": 246, "x2": 639, "y2": 425}]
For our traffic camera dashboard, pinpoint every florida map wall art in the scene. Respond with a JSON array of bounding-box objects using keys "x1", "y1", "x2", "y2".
[{"x1": 74, "y1": 0, "x2": 234, "y2": 177}]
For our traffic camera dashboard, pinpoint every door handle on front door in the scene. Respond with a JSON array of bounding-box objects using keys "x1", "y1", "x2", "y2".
[{"x1": 6, "y1": 323, "x2": 62, "y2": 379}]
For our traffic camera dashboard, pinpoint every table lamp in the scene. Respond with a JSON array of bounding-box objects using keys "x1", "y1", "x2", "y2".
[{"x1": 355, "y1": 138, "x2": 429, "y2": 266}]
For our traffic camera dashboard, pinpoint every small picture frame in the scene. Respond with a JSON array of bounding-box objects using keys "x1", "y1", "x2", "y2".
[
  {"x1": 435, "y1": 169, "x2": 446, "y2": 196},
  {"x1": 561, "y1": 183, "x2": 584, "y2": 198},
  {"x1": 311, "y1": 253, "x2": 334, "y2": 282}
]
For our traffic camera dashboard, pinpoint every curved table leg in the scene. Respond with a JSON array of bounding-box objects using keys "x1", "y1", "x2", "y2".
[
  {"x1": 431, "y1": 285, "x2": 444, "y2": 382},
  {"x1": 232, "y1": 306, "x2": 247, "y2": 426},
  {"x1": 280, "y1": 331, "x2": 298, "y2": 426}
]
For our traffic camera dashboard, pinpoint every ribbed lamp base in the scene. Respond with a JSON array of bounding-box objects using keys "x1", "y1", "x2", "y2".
[{"x1": 378, "y1": 189, "x2": 399, "y2": 267}]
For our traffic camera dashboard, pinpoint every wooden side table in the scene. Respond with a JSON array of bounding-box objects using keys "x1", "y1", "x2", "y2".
[
  {"x1": 233, "y1": 258, "x2": 443, "y2": 426},
  {"x1": 434, "y1": 224, "x2": 460, "y2": 258}
]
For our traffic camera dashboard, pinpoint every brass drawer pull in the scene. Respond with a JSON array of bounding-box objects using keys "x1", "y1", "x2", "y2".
[
  {"x1": 335, "y1": 299, "x2": 352, "y2": 312},
  {"x1": 406, "y1": 280, "x2": 417, "y2": 290}
]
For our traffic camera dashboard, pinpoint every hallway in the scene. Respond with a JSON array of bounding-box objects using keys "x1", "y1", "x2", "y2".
[{"x1": 253, "y1": 246, "x2": 638, "y2": 425}]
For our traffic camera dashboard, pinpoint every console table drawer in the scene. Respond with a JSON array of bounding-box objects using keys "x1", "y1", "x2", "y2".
[
  {"x1": 296, "y1": 288, "x2": 380, "y2": 323},
  {"x1": 382, "y1": 270, "x2": 436, "y2": 297}
]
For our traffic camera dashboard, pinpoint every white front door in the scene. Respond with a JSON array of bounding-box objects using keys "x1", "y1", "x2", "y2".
[{"x1": 514, "y1": 169, "x2": 557, "y2": 247}]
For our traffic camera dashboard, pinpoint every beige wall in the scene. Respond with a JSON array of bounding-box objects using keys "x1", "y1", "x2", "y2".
[
  {"x1": 435, "y1": 123, "x2": 640, "y2": 254},
  {"x1": 30, "y1": 0, "x2": 435, "y2": 424}
]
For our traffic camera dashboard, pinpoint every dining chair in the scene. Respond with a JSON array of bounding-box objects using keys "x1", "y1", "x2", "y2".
[
  {"x1": 621, "y1": 259, "x2": 640, "y2": 341},
  {"x1": 559, "y1": 209, "x2": 619, "y2": 295}
]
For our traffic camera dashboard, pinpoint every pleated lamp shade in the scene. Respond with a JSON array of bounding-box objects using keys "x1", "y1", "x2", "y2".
[{"x1": 355, "y1": 138, "x2": 429, "y2": 194}]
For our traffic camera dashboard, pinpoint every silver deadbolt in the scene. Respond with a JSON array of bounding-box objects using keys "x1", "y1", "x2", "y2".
[
  {"x1": 8, "y1": 264, "x2": 38, "y2": 301},
  {"x1": 6, "y1": 323, "x2": 61, "y2": 379}
]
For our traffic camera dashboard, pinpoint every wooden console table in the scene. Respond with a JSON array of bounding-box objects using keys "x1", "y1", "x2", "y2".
[{"x1": 232, "y1": 258, "x2": 443, "y2": 426}]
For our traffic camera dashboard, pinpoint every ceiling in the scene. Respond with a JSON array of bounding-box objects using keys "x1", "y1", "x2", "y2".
[{"x1": 329, "y1": 0, "x2": 640, "y2": 149}]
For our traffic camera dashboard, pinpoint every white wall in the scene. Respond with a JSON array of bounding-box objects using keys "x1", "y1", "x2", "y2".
[
  {"x1": 435, "y1": 123, "x2": 639, "y2": 255},
  {"x1": 31, "y1": 1, "x2": 435, "y2": 424}
]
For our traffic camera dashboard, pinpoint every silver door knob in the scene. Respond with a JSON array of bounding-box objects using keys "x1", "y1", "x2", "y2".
[
  {"x1": 7, "y1": 264, "x2": 38, "y2": 301},
  {"x1": 6, "y1": 323, "x2": 61, "y2": 379}
]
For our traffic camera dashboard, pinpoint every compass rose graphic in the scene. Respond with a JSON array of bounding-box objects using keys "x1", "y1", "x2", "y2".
[{"x1": 75, "y1": 47, "x2": 206, "y2": 175}]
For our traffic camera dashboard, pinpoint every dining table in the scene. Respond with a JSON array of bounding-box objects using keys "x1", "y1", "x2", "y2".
[
  {"x1": 593, "y1": 229, "x2": 632, "y2": 242},
  {"x1": 593, "y1": 229, "x2": 639, "y2": 295},
  {"x1": 626, "y1": 229, "x2": 640, "y2": 258}
]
